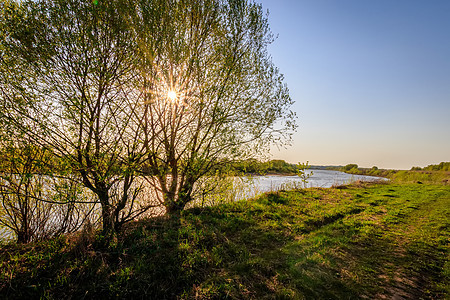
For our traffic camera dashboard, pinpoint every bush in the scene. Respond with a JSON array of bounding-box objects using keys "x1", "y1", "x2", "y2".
[
  {"x1": 423, "y1": 162, "x2": 450, "y2": 171},
  {"x1": 344, "y1": 164, "x2": 358, "y2": 171}
]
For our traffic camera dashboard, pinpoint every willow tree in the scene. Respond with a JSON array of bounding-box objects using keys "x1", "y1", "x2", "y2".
[
  {"x1": 131, "y1": 0, "x2": 296, "y2": 213},
  {"x1": 0, "y1": 0, "x2": 151, "y2": 237}
]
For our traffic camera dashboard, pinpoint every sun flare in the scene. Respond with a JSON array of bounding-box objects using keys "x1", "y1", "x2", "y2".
[{"x1": 167, "y1": 90, "x2": 177, "y2": 101}]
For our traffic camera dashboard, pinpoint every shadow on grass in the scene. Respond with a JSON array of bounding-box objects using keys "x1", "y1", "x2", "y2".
[
  {"x1": 0, "y1": 215, "x2": 187, "y2": 299},
  {"x1": 0, "y1": 185, "x2": 448, "y2": 299}
]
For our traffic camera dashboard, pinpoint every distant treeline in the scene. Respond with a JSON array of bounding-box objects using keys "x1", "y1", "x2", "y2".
[
  {"x1": 330, "y1": 162, "x2": 450, "y2": 175},
  {"x1": 231, "y1": 159, "x2": 298, "y2": 175},
  {"x1": 327, "y1": 164, "x2": 395, "y2": 177},
  {"x1": 411, "y1": 162, "x2": 450, "y2": 171}
]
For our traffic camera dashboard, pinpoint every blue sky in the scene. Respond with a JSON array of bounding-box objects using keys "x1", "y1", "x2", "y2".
[{"x1": 261, "y1": 0, "x2": 450, "y2": 169}]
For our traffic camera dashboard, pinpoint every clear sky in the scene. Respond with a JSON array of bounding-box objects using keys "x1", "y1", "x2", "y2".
[{"x1": 261, "y1": 0, "x2": 450, "y2": 169}]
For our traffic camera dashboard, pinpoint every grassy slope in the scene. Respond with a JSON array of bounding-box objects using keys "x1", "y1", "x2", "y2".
[{"x1": 0, "y1": 182, "x2": 449, "y2": 299}]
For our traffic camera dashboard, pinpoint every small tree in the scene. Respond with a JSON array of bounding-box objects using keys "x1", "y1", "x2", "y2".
[{"x1": 297, "y1": 161, "x2": 313, "y2": 188}]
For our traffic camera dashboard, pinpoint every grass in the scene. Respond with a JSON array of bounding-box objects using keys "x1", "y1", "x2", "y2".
[{"x1": 0, "y1": 181, "x2": 449, "y2": 299}]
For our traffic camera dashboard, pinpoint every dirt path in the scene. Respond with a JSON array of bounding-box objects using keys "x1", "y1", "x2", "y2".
[{"x1": 372, "y1": 187, "x2": 450, "y2": 299}]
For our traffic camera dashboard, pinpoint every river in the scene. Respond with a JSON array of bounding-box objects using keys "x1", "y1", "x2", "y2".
[
  {"x1": 253, "y1": 169, "x2": 385, "y2": 189},
  {"x1": 231, "y1": 169, "x2": 387, "y2": 200}
]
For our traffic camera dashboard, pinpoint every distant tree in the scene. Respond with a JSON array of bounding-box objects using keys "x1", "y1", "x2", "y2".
[
  {"x1": 129, "y1": 0, "x2": 296, "y2": 213},
  {"x1": 267, "y1": 160, "x2": 297, "y2": 174},
  {"x1": 232, "y1": 159, "x2": 270, "y2": 175},
  {"x1": 343, "y1": 164, "x2": 358, "y2": 171}
]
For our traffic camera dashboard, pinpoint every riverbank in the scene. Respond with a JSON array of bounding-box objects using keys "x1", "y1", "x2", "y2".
[
  {"x1": 328, "y1": 163, "x2": 450, "y2": 185},
  {"x1": 1, "y1": 181, "x2": 449, "y2": 299}
]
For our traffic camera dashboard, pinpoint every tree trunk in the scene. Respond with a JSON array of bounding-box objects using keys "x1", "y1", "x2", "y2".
[
  {"x1": 98, "y1": 190, "x2": 116, "y2": 239},
  {"x1": 164, "y1": 179, "x2": 195, "y2": 215},
  {"x1": 102, "y1": 206, "x2": 115, "y2": 237},
  {"x1": 165, "y1": 200, "x2": 186, "y2": 215},
  {"x1": 17, "y1": 212, "x2": 31, "y2": 243},
  {"x1": 17, "y1": 228, "x2": 31, "y2": 243}
]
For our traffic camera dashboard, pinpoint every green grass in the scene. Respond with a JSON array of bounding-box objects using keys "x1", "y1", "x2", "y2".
[{"x1": 1, "y1": 182, "x2": 449, "y2": 299}]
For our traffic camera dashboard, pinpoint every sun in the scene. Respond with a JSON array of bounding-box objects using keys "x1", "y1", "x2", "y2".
[{"x1": 167, "y1": 90, "x2": 177, "y2": 101}]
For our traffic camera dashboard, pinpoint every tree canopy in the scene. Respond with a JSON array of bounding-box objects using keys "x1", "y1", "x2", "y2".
[
  {"x1": 128, "y1": 0, "x2": 296, "y2": 212},
  {"x1": 0, "y1": 0, "x2": 296, "y2": 235}
]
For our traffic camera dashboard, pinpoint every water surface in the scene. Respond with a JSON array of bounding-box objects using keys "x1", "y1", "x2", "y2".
[{"x1": 235, "y1": 169, "x2": 387, "y2": 199}]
